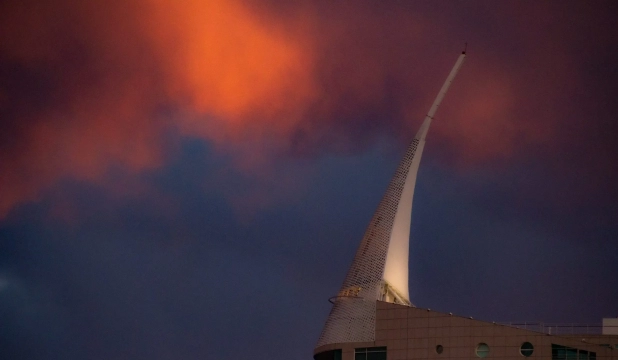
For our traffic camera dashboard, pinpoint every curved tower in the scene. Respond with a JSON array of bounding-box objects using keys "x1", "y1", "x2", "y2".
[{"x1": 316, "y1": 51, "x2": 466, "y2": 349}]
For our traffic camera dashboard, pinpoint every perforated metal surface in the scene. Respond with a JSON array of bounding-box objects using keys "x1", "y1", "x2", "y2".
[
  {"x1": 316, "y1": 52, "x2": 466, "y2": 349},
  {"x1": 316, "y1": 136, "x2": 421, "y2": 346}
]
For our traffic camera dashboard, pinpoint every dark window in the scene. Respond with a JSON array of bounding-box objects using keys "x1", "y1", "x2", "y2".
[
  {"x1": 552, "y1": 344, "x2": 596, "y2": 360},
  {"x1": 578, "y1": 350, "x2": 588, "y2": 360},
  {"x1": 314, "y1": 349, "x2": 342, "y2": 360},
  {"x1": 520, "y1": 342, "x2": 534, "y2": 357},
  {"x1": 566, "y1": 347, "x2": 577, "y2": 360},
  {"x1": 553, "y1": 345, "x2": 566, "y2": 360},
  {"x1": 355, "y1": 347, "x2": 386, "y2": 360},
  {"x1": 436, "y1": 344, "x2": 444, "y2": 354}
]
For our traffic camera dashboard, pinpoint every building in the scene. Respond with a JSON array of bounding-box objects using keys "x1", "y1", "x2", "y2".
[{"x1": 313, "y1": 52, "x2": 618, "y2": 360}]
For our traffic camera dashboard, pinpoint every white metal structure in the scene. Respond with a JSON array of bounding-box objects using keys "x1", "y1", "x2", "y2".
[{"x1": 316, "y1": 51, "x2": 466, "y2": 348}]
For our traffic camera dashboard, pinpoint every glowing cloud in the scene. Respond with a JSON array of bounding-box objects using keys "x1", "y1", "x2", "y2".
[{"x1": 1, "y1": 0, "x2": 614, "y2": 218}]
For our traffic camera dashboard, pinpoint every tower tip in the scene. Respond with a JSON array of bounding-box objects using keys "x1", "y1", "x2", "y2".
[{"x1": 462, "y1": 42, "x2": 467, "y2": 55}]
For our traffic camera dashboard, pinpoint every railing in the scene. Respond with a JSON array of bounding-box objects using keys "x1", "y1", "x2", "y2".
[{"x1": 497, "y1": 322, "x2": 614, "y2": 335}]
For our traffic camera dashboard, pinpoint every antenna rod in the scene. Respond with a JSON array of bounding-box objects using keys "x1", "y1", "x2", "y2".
[{"x1": 415, "y1": 50, "x2": 466, "y2": 141}]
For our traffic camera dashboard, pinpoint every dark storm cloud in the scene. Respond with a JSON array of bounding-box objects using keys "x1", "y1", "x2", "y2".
[{"x1": 0, "y1": 142, "x2": 385, "y2": 359}]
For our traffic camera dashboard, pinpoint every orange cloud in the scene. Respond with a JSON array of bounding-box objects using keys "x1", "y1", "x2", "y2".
[
  {"x1": 0, "y1": 0, "x2": 317, "y2": 218},
  {"x1": 1, "y1": 0, "x2": 608, "y2": 218},
  {"x1": 139, "y1": 0, "x2": 318, "y2": 141}
]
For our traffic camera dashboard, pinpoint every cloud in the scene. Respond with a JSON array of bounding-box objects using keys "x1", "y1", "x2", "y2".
[
  {"x1": 1, "y1": 0, "x2": 617, "y2": 218},
  {"x1": 0, "y1": 0, "x2": 314, "y2": 217}
]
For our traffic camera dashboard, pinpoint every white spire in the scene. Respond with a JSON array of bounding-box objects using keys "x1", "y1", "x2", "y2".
[
  {"x1": 316, "y1": 51, "x2": 466, "y2": 348},
  {"x1": 382, "y1": 51, "x2": 466, "y2": 303}
]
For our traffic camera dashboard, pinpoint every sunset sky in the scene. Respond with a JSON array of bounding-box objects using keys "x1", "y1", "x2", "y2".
[{"x1": 1, "y1": 0, "x2": 617, "y2": 359}]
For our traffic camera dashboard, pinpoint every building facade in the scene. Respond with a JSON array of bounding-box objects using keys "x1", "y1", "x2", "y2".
[{"x1": 315, "y1": 302, "x2": 618, "y2": 360}]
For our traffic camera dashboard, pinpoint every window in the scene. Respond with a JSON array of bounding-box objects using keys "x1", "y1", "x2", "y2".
[
  {"x1": 520, "y1": 342, "x2": 534, "y2": 357},
  {"x1": 436, "y1": 345, "x2": 444, "y2": 354},
  {"x1": 566, "y1": 347, "x2": 577, "y2": 360},
  {"x1": 355, "y1": 347, "x2": 386, "y2": 360},
  {"x1": 552, "y1": 344, "x2": 566, "y2": 360},
  {"x1": 475, "y1": 343, "x2": 490, "y2": 358},
  {"x1": 552, "y1": 344, "x2": 596, "y2": 360},
  {"x1": 314, "y1": 349, "x2": 342, "y2": 360}
]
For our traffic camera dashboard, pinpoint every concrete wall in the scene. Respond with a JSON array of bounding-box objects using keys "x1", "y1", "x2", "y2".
[
  {"x1": 314, "y1": 301, "x2": 617, "y2": 360},
  {"x1": 603, "y1": 319, "x2": 618, "y2": 335}
]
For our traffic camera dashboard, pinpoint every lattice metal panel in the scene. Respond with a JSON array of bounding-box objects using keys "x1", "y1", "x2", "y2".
[
  {"x1": 316, "y1": 138, "x2": 421, "y2": 347},
  {"x1": 315, "y1": 52, "x2": 466, "y2": 349}
]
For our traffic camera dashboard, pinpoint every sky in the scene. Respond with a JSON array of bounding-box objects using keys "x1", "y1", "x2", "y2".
[{"x1": 1, "y1": 0, "x2": 617, "y2": 359}]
